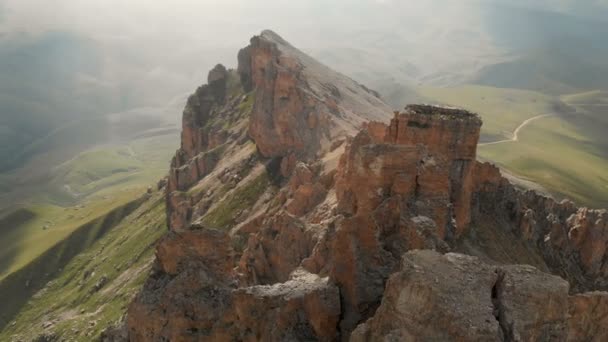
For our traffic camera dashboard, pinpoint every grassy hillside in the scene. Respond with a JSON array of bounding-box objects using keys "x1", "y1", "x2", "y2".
[
  {"x1": 48, "y1": 133, "x2": 176, "y2": 202},
  {"x1": 479, "y1": 115, "x2": 608, "y2": 207},
  {"x1": 0, "y1": 30, "x2": 185, "y2": 173},
  {"x1": 0, "y1": 131, "x2": 177, "y2": 208},
  {"x1": 0, "y1": 191, "x2": 166, "y2": 340},
  {"x1": 475, "y1": 3, "x2": 608, "y2": 94},
  {"x1": 0, "y1": 189, "x2": 143, "y2": 282},
  {"x1": 0, "y1": 131, "x2": 176, "y2": 297}
]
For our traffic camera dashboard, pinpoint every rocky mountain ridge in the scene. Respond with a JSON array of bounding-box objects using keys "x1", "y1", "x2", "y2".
[{"x1": 125, "y1": 31, "x2": 608, "y2": 341}]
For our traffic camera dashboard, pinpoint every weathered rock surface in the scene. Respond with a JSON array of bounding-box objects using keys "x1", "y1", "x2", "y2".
[
  {"x1": 319, "y1": 105, "x2": 480, "y2": 332},
  {"x1": 352, "y1": 250, "x2": 606, "y2": 342},
  {"x1": 129, "y1": 256, "x2": 339, "y2": 341},
  {"x1": 568, "y1": 292, "x2": 608, "y2": 341},
  {"x1": 472, "y1": 161, "x2": 608, "y2": 291},
  {"x1": 239, "y1": 30, "x2": 391, "y2": 159},
  {"x1": 232, "y1": 269, "x2": 340, "y2": 342},
  {"x1": 350, "y1": 251, "x2": 501, "y2": 342},
  {"x1": 128, "y1": 30, "x2": 608, "y2": 342},
  {"x1": 494, "y1": 265, "x2": 570, "y2": 341}
]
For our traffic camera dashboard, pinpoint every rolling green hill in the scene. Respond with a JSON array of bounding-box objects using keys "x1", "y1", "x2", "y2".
[
  {"x1": 0, "y1": 191, "x2": 166, "y2": 340},
  {"x1": 0, "y1": 131, "x2": 176, "y2": 298},
  {"x1": 0, "y1": 189, "x2": 143, "y2": 282},
  {"x1": 478, "y1": 115, "x2": 608, "y2": 207}
]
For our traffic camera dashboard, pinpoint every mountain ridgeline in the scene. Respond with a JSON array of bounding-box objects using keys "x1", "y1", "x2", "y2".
[{"x1": 117, "y1": 31, "x2": 608, "y2": 341}]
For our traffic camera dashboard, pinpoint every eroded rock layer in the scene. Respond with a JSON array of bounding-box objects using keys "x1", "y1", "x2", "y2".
[{"x1": 128, "y1": 30, "x2": 608, "y2": 341}]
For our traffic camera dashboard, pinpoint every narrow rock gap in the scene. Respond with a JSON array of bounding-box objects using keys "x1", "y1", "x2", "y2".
[
  {"x1": 336, "y1": 287, "x2": 347, "y2": 341},
  {"x1": 491, "y1": 269, "x2": 513, "y2": 342}
]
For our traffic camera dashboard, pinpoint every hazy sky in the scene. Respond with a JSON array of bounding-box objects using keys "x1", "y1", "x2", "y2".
[
  {"x1": 1, "y1": 0, "x2": 606, "y2": 106},
  {"x1": 2, "y1": 1, "x2": 605, "y2": 49},
  {"x1": 2, "y1": 0, "x2": 605, "y2": 33}
]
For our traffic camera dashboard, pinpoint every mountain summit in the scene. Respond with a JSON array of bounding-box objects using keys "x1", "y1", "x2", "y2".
[{"x1": 124, "y1": 31, "x2": 608, "y2": 341}]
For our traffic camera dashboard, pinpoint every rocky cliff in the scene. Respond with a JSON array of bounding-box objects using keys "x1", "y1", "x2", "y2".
[{"x1": 127, "y1": 31, "x2": 608, "y2": 341}]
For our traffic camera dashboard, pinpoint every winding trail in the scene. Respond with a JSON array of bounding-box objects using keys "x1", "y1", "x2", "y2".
[{"x1": 478, "y1": 113, "x2": 554, "y2": 146}]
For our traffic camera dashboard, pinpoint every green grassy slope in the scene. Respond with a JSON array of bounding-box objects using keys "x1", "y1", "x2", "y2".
[
  {"x1": 478, "y1": 115, "x2": 608, "y2": 207},
  {"x1": 0, "y1": 132, "x2": 178, "y2": 209},
  {"x1": 0, "y1": 190, "x2": 142, "y2": 282},
  {"x1": 0, "y1": 191, "x2": 166, "y2": 341},
  {"x1": 0, "y1": 132, "x2": 176, "y2": 290},
  {"x1": 49, "y1": 134, "x2": 176, "y2": 201}
]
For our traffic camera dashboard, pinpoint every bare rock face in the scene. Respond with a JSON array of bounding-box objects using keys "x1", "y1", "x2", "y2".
[
  {"x1": 336, "y1": 105, "x2": 482, "y2": 236},
  {"x1": 128, "y1": 262, "x2": 339, "y2": 341},
  {"x1": 129, "y1": 30, "x2": 388, "y2": 341},
  {"x1": 350, "y1": 251, "x2": 501, "y2": 342},
  {"x1": 128, "y1": 30, "x2": 608, "y2": 342},
  {"x1": 321, "y1": 106, "x2": 480, "y2": 332},
  {"x1": 237, "y1": 212, "x2": 316, "y2": 285},
  {"x1": 233, "y1": 270, "x2": 340, "y2": 342},
  {"x1": 494, "y1": 265, "x2": 570, "y2": 341},
  {"x1": 568, "y1": 292, "x2": 608, "y2": 341},
  {"x1": 351, "y1": 250, "x2": 596, "y2": 342},
  {"x1": 166, "y1": 65, "x2": 252, "y2": 230},
  {"x1": 238, "y1": 30, "x2": 391, "y2": 159}
]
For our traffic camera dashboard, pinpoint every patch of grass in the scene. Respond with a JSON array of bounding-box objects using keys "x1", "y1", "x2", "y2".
[
  {"x1": 238, "y1": 92, "x2": 255, "y2": 114},
  {"x1": 226, "y1": 69, "x2": 244, "y2": 98},
  {"x1": 203, "y1": 90, "x2": 255, "y2": 132},
  {"x1": 202, "y1": 172, "x2": 270, "y2": 229},
  {"x1": 0, "y1": 131, "x2": 177, "y2": 211},
  {"x1": 0, "y1": 192, "x2": 166, "y2": 341}
]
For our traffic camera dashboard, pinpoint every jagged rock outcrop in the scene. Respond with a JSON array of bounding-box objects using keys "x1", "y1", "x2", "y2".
[
  {"x1": 128, "y1": 30, "x2": 608, "y2": 341},
  {"x1": 351, "y1": 250, "x2": 604, "y2": 342},
  {"x1": 472, "y1": 161, "x2": 608, "y2": 291},
  {"x1": 129, "y1": 224, "x2": 340, "y2": 341},
  {"x1": 238, "y1": 30, "x2": 391, "y2": 159},
  {"x1": 336, "y1": 105, "x2": 482, "y2": 236},
  {"x1": 309, "y1": 105, "x2": 482, "y2": 333}
]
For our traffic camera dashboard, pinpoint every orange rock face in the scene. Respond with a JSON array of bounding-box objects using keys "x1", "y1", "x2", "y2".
[
  {"x1": 337, "y1": 105, "x2": 482, "y2": 237},
  {"x1": 239, "y1": 30, "x2": 391, "y2": 160},
  {"x1": 239, "y1": 34, "x2": 325, "y2": 158}
]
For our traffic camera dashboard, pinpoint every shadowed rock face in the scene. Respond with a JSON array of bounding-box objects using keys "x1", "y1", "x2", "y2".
[
  {"x1": 473, "y1": 162, "x2": 608, "y2": 291},
  {"x1": 128, "y1": 30, "x2": 608, "y2": 341}
]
